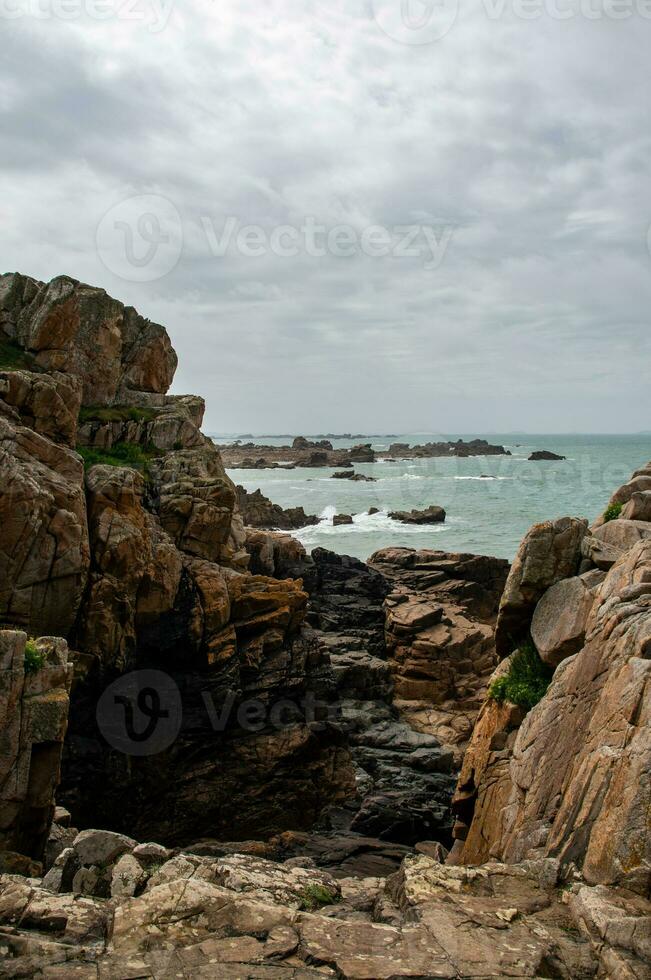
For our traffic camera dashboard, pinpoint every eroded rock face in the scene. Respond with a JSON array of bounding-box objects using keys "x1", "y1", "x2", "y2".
[
  {"x1": 494, "y1": 516, "x2": 588, "y2": 657},
  {"x1": 78, "y1": 395, "x2": 206, "y2": 452},
  {"x1": 370, "y1": 548, "x2": 510, "y2": 763},
  {"x1": 0, "y1": 370, "x2": 82, "y2": 447},
  {"x1": 0, "y1": 273, "x2": 177, "y2": 405},
  {"x1": 0, "y1": 417, "x2": 89, "y2": 636},
  {"x1": 0, "y1": 632, "x2": 73, "y2": 864},
  {"x1": 453, "y1": 538, "x2": 651, "y2": 894}
]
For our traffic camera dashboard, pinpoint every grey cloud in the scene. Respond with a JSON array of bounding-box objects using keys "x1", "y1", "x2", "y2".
[{"x1": 1, "y1": 0, "x2": 650, "y2": 432}]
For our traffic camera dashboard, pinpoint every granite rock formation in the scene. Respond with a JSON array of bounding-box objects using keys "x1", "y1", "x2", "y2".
[{"x1": 451, "y1": 463, "x2": 651, "y2": 908}]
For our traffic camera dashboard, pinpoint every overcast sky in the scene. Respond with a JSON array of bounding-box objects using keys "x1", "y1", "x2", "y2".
[{"x1": 2, "y1": 0, "x2": 650, "y2": 434}]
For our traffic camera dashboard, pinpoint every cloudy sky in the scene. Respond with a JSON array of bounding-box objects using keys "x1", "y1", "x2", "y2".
[{"x1": 2, "y1": 0, "x2": 650, "y2": 434}]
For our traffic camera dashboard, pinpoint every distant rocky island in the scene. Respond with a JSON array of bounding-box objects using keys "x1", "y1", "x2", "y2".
[
  {"x1": 217, "y1": 435, "x2": 511, "y2": 469},
  {"x1": 0, "y1": 272, "x2": 649, "y2": 978}
]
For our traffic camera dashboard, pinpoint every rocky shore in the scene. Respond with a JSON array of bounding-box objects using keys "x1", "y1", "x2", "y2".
[{"x1": 0, "y1": 272, "x2": 649, "y2": 978}]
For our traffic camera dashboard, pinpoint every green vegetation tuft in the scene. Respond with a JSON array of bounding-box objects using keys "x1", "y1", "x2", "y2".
[
  {"x1": 79, "y1": 405, "x2": 159, "y2": 424},
  {"x1": 298, "y1": 884, "x2": 339, "y2": 911},
  {"x1": 77, "y1": 441, "x2": 161, "y2": 476},
  {"x1": 603, "y1": 501, "x2": 623, "y2": 523},
  {"x1": 0, "y1": 333, "x2": 36, "y2": 371},
  {"x1": 24, "y1": 639, "x2": 46, "y2": 674},
  {"x1": 489, "y1": 639, "x2": 553, "y2": 712}
]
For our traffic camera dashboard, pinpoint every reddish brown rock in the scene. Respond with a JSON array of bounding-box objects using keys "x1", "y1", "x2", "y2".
[
  {"x1": 0, "y1": 370, "x2": 82, "y2": 447},
  {"x1": 0, "y1": 273, "x2": 177, "y2": 405},
  {"x1": 0, "y1": 416, "x2": 89, "y2": 636},
  {"x1": 453, "y1": 538, "x2": 651, "y2": 894}
]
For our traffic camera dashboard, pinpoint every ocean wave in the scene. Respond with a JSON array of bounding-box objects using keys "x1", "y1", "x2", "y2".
[
  {"x1": 296, "y1": 506, "x2": 453, "y2": 538},
  {"x1": 453, "y1": 475, "x2": 513, "y2": 481}
]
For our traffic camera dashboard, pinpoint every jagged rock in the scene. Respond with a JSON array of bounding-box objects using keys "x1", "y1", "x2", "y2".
[
  {"x1": 236, "y1": 485, "x2": 318, "y2": 530},
  {"x1": 0, "y1": 633, "x2": 73, "y2": 863},
  {"x1": 244, "y1": 529, "x2": 313, "y2": 582},
  {"x1": 152, "y1": 447, "x2": 240, "y2": 566},
  {"x1": 0, "y1": 369, "x2": 82, "y2": 446},
  {"x1": 0, "y1": 417, "x2": 89, "y2": 635},
  {"x1": 453, "y1": 537, "x2": 651, "y2": 893},
  {"x1": 388, "y1": 505, "x2": 446, "y2": 524},
  {"x1": 0, "y1": 273, "x2": 177, "y2": 404},
  {"x1": 494, "y1": 516, "x2": 588, "y2": 657},
  {"x1": 530, "y1": 574, "x2": 597, "y2": 667}
]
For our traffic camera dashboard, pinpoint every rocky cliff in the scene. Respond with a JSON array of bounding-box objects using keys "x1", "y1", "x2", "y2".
[{"x1": 0, "y1": 273, "x2": 353, "y2": 850}]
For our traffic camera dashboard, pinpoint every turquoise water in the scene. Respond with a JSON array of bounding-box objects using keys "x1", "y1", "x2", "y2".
[{"x1": 216, "y1": 433, "x2": 651, "y2": 562}]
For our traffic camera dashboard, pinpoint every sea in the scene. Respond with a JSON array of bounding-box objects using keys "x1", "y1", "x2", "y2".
[{"x1": 213, "y1": 433, "x2": 651, "y2": 562}]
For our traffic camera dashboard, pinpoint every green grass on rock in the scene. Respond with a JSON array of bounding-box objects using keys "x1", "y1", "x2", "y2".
[
  {"x1": 77, "y1": 441, "x2": 161, "y2": 476},
  {"x1": 0, "y1": 333, "x2": 36, "y2": 371},
  {"x1": 603, "y1": 501, "x2": 623, "y2": 522},
  {"x1": 24, "y1": 639, "x2": 46, "y2": 674},
  {"x1": 489, "y1": 640, "x2": 553, "y2": 712},
  {"x1": 79, "y1": 405, "x2": 159, "y2": 424},
  {"x1": 298, "y1": 884, "x2": 339, "y2": 911}
]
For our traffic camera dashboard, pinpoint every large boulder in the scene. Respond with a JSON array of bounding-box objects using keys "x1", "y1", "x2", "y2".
[
  {"x1": 0, "y1": 416, "x2": 89, "y2": 635},
  {"x1": 530, "y1": 574, "x2": 597, "y2": 667},
  {"x1": 494, "y1": 516, "x2": 588, "y2": 657},
  {"x1": 593, "y1": 518, "x2": 651, "y2": 552},
  {"x1": 0, "y1": 273, "x2": 177, "y2": 405}
]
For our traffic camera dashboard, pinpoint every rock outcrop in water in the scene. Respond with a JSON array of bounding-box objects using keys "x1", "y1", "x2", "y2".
[
  {"x1": 0, "y1": 272, "x2": 649, "y2": 978},
  {"x1": 235, "y1": 484, "x2": 319, "y2": 530},
  {"x1": 218, "y1": 436, "x2": 510, "y2": 470}
]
